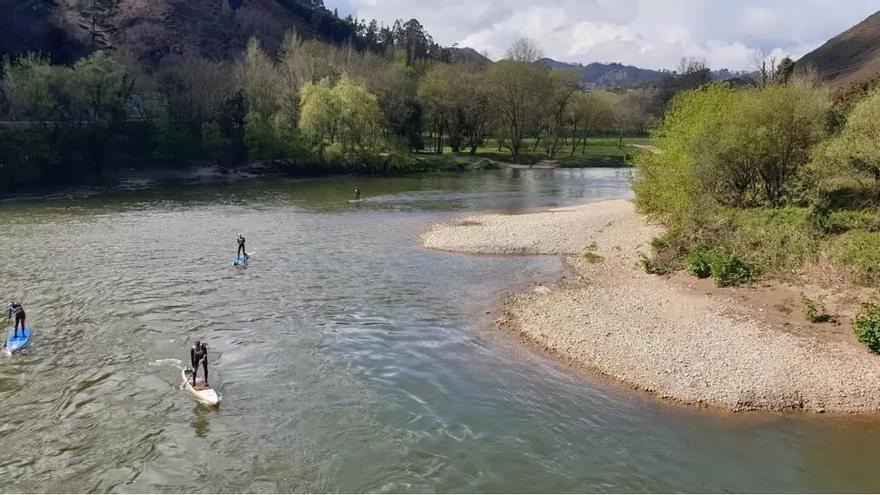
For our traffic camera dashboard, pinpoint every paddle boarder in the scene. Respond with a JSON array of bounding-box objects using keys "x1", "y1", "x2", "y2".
[
  {"x1": 353, "y1": 187, "x2": 361, "y2": 201},
  {"x1": 190, "y1": 340, "x2": 209, "y2": 387},
  {"x1": 7, "y1": 302, "x2": 25, "y2": 338},
  {"x1": 237, "y1": 234, "x2": 247, "y2": 259}
]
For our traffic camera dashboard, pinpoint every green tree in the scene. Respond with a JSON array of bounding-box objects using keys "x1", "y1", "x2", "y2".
[
  {"x1": 817, "y1": 87, "x2": 880, "y2": 187},
  {"x1": 567, "y1": 91, "x2": 615, "y2": 154},
  {"x1": 67, "y1": 51, "x2": 129, "y2": 125},
  {"x1": 243, "y1": 111, "x2": 281, "y2": 159},
  {"x1": 734, "y1": 84, "x2": 828, "y2": 205},
  {"x1": 418, "y1": 64, "x2": 457, "y2": 154},
  {"x1": 157, "y1": 54, "x2": 234, "y2": 125},
  {"x1": 299, "y1": 78, "x2": 337, "y2": 155},
  {"x1": 488, "y1": 57, "x2": 549, "y2": 158},
  {"x1": 2, "y1": 53, "x2": 65, "y2": 120},
  {"x1": 458, "y1": 68, "x2": 491, "y2": 154},
  {"x1": 332, "y1": 75, "x2": 382, "y2": 153},
  {"x1": 632, "y1": 84, "x2": 739, "y2": 224},
  {"x1": 238, "y1": 38, "x2": 282, "y2": 117}
]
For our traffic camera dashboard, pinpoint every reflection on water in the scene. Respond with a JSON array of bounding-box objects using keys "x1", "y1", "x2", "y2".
[
  {"x1": 1, "y1": 169, "x2": 880, "y2": 492},
  {"x1": 191, "y1": 408, "x2": 212, "y2": 438}
]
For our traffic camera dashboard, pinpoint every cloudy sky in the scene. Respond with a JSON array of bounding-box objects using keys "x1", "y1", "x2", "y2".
[{"x1": 324, "y1": 0, "x2": 879, "y2": 70}]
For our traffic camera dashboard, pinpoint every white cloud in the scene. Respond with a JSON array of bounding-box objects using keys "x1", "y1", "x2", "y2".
[{"x1": 324, "y1": 0, "x2": 880, "y2": 70}]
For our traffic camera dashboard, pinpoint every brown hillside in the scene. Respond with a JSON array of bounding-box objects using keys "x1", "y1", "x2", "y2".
[
  {"x1": 106, "y1": 0, "x2": 318, "y2": 67},
  {"x1": 2, "y1": 0, "x2": 326, "y2": 68},
  {"x1": 798, "y1": 10, "x2": 880, "y2": 88}
]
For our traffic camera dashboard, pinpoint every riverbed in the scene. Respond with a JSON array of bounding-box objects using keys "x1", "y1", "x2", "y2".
[{"x1": 2, "y1": 169, "x2": 880, "y2": 492}]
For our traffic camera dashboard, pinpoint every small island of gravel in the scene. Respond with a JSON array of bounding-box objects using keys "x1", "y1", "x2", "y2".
[{"x1": 421, "y1": 199, "x2": 880, "y2": 413}]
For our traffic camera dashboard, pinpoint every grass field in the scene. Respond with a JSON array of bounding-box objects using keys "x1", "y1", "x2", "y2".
[{"x1": 417, "y1": 137, "x2": 650, "y2": 167}]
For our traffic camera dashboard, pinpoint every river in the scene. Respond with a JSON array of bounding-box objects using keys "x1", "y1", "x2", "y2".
[{"x1": 1, "y1": 169, "x2": 880, "y2": 493}]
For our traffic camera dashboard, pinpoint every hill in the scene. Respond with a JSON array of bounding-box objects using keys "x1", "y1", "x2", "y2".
[
  {"x1": 0, "y1": 0, "x2": 89, "y2": 64},
  {"x1": 448, "y1": 46, "x2": 491, "y2": 65},
  {"x1": 0, "y1": 1, "x2": 484, "y2": 70},
  {"x1": 539, "y1": 58, "x2": 665, "y2": 88},
  {"x1": 797, "y1": 10, "x2": 880, "y2": 87}
]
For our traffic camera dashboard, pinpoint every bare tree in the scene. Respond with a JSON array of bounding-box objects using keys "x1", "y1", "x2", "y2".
[
  {"x1": 752, "y1": 48, "x2": 778, "y2": 88},
  {"x1": 790, "y1": 62, "x2": 822, "y2": 88},
  {"x1": 506, "y1": 37, "x2": 544, "y2": 64},
  {"x1": 677, "y1": 56, "x2": 709, "y2": 75}
]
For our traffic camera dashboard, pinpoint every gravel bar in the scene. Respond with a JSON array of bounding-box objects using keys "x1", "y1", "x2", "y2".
[{"x1": 421, "y1": 199, "x2": 880, "y2": 413}]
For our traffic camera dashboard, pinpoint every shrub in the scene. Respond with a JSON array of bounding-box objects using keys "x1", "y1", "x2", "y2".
[
  {"x1": 583, "y1": 242, "x2": 604, "y2": 264},
  {"x1": 640, "y1": 231, "x2": 689, "y2": 275},
  {"x1": 854, "y1": 304, "x2": 880, "y2": 353},
  {"x1": 201, "y1": 121, "x2": 231, "y2": 161},
  {"x1": 151, "y1": 115, "x2": 193, "y2": 163},
  {"x1": 824, "y1": 210, "x2": 878, "y2": 234},
  {"x1": 709, "y1": 252, "x2": 755, "y2": 287},
  {"x1": 818, "y1": 87, "x2": 880, "y2": 188},
  {"x1": 687, "y1": 248, "x2": 717, "y2": 278},
  {"x1": 583, "y1": 252, "x2": 604, "y2": 264},
  {"x1": 802, "y1": 295, "x2": 838, "y2": 324},
  {"x1": 717, "y1": 207, "x2": 817, "y2": 278},
  {"x1": 832, "y1": 230, "x2": 880, "y2": 284}
]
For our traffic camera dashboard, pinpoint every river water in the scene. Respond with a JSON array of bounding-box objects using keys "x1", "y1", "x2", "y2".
[{"x1": 2, "y1": 169, "x2": 880, "y2": 493}]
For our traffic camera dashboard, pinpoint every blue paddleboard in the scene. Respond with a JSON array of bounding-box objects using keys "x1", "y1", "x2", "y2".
[
  {"x1": 233, "y1": 254, "x2": 249, "y2": 266},
  {"x1": 5, "y1": 325, "x2": 32, "y2": 354}
]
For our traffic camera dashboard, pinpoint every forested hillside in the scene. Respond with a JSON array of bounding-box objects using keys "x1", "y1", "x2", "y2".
[{"x1": 0, "y1": 0, "x2": 458, "y2": 67}]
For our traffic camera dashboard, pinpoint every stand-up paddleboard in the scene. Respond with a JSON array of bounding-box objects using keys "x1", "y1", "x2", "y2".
[
  {"x1": 347, "y1": 199, "x2": 364, "y2": 203},
  {"x1": 182, "y1": 368, "x2": 220, "y2": 406},
  {"x1": 5, "y1": 325, "x2": 32, "y2": 354},
  {"x1": 233, "y1": 253, "x2": 249, "y2": 266}
]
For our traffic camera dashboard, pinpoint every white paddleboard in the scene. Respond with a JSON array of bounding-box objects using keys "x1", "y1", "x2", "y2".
[{"x1": 182, "y1": 368, "x2": 220, "y2": 406}]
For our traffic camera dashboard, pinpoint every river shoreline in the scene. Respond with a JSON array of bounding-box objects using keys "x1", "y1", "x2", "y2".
[{"x1": 421, "y1": 199, "x2": 880, "y2": 414}]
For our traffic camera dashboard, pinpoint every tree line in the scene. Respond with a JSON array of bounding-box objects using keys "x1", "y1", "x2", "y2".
[{"x1": 0, "y1": 33, "x2": 659, "y2": 191}]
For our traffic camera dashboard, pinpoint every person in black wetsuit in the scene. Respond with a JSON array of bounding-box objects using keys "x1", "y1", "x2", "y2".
[
  {"x1": 237, "y1": 234, "x2": 247, "y2": 259},
  {"x1": 190, "y1": 341, "x2": 208, "y2": 387},
  {"x1": 7, "y1": 302, "x2": 25, "y2": 338},
  {"x1": 354, "y1": 187, "x2": 361, "y2": 201}
]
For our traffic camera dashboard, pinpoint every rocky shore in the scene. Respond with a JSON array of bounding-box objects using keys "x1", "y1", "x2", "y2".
[{"x1": 421, "y1": 199, "x2": 880, "y2": 413}]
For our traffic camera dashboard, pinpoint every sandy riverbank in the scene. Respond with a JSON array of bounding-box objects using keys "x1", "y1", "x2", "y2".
[{"x1": 421, "y1": 199, "x2": 880, "y2": 413}]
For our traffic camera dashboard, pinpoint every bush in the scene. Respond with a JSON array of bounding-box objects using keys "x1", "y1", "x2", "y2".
[
  {"x1": 709, "y1": 252, "x2": 755, "y2": 287},
  {"x1": 151, "y1": 115, "x2": 193, "y2": 163},
  {"x1": 832, "y1": 230, "x2": 880, "y2": 284},
  {"x1": 640, "y1": 231, "x2": 689, "y2": 275},
  {"x1": 818, "y1": 87, "x2": 880, "y2": 189},
  {"x1": 854, "y1": 304, "x2": 880, "y2": 353},
  {"x1": 687, "y1": 248, "x2": 717, "y2": 278},
  {"x1": 201, "y1": 121, "x2": 232, "y2": 161},
  {"x1": 824, "y1": 210, "x2": 877, "y2": 234},
  {"x1": 717, "y1": 207, "x2": 817, "y2": 278},
  {"x1": 802, "y1": 295, "x2": 838, "y2": 324}
]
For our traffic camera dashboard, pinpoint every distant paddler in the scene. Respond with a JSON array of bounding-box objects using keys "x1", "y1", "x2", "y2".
[
  {"x1": 236, "y1": 234, "x2": 247, "y2": 259},
  {"x1": 7, "y1": 301, "x2": 26, "y2": 338},
  {"x1": 353, "y1": 187, "x2": 361, "y2": 201}
]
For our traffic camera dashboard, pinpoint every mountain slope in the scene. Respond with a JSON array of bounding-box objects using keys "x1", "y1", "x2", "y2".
[
  {"x1": 1, "y1": 1, "x2": 485, "y2": 69},
  {"x1": 448, "y1": 47, "x2": 491, "y2": 65},
  {"x1": 539, "y1": 58, "x2": 665, "y2": 88},
  {"x1": 797, "y1": 10, "x2": 880, "y2": 87},
  {"x1": 0, "y1": 0, "x2": 89, "y2": 64}
]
